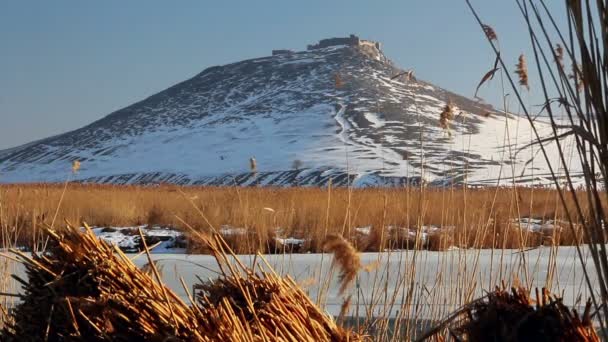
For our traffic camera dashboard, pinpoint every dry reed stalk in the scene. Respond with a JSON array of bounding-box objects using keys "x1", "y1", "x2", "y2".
[
  {"x1": 323, "y1": 234, "x2": 362, "y2": 295},
  {"x1": 337, "y1": 295, "x2": 352, "y2": 324}
]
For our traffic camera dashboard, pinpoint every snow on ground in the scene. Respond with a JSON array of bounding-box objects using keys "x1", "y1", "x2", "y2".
[
  {"x1": 363, "y1": 112, "x2": 386, "y2": 128},
  {"x1": 450, "y1": 114, "x2": 584, "y2": 187},
  {"x1": 274, "y1": 237, "x2": 308, "y2": 249},
  {"x1": 218, "y1": 226, "x2": 248, "y2": 236},
  {"x1": 84, "y1": 218, "x2": 577, "y2": 256},
  {"x1": 220, "y1": 225, "x2": 309, "y2": 250},
  {"x1": 87, "y1": 225, "x2": 186, "y2": 253},
  {"x1": 354, "y1": 225, "x2": 455, "y2": 248},
  {"x1": 87, "y1": 223, "x2": 312, "y2": 254},
  {"x1": 512, "y1": 218, "x2": 564, "y2": 234},
  {"x1": 355, "y1": 226, "x2": 372, "y2": 235}
]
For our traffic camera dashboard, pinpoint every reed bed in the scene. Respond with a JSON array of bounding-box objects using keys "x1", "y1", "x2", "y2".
[
  {"x1": 0, "y1": 184, "x2": 603, "y2": 254},
  {"x1": 1, "y1": 219, "x2": 598, "y2": 341}
]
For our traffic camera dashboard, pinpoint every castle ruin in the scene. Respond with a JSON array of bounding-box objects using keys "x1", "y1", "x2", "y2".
[
  {"x1": 272, "y1": 35, "x2": 383, "y2": 60},
  {"x1": 307, "y1": 34, "x2": 381, "y2": 51}
]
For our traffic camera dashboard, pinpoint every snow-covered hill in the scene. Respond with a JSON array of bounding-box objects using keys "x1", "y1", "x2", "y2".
[{"x1": 0, "y1": 40, "x2": 582, "y2": 186}]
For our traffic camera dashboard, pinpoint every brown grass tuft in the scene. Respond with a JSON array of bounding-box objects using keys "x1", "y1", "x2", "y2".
[
  {"x1": 458, "y1": 287, "x2": 598, "y2": 341},
  {"x1": 422, "y1": 286, "x2": 599, "y2": 341}
]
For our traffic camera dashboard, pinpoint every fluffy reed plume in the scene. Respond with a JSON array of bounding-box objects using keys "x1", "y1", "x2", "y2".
[
  {"x1": 420, "y1": 286, "x2": 599, "y2": 341},
  {"x1": 569, "y1": 63, "x2": 584, "y2": 92},
  {"x1": 71, "y1": 160, "x2": 80, "y2": 173},
  {"x1": 515, "y1": 54, "x2": 529, "y2": 90},
  {"x1": 555, "y1": 44, "x2": 564, "y2": 69},
  {"x1": 323, "y1": 234, "x2": 362, "y2": 295},
  {"x1": 482, "y1": 24, "x2": 497, "y2": 41},
  {"x1": 3, "y1": 224, "x2": 363, "y2": 341},
  {"x1": 438, "y1": 102, "x2": 455, "y2": 136}
]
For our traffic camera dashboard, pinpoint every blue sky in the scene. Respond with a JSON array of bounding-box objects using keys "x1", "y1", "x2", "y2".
[{"x1": 0, "y1": 1, "x2": 563, "y2": 149}]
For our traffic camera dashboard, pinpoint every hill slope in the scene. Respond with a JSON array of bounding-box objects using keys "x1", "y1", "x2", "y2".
[{"x1": 0, "y1": 42, "x2": 580, "y2": 186}]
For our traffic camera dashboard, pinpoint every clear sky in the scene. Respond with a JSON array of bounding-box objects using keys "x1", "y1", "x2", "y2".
[{"x1": 0, "y1": 1, "x2": 563, "y2": 149}]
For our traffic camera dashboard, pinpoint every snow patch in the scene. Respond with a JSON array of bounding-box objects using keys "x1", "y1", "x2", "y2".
[
  {"x1": 88, "y1": 225, "x2": 185, "y2": 253},
  {"x1": 363, "y1": 112, "x2": 386, "y2": 128}
]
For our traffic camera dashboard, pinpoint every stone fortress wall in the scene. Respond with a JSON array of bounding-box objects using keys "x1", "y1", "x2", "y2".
[
  {"x1": 306, "y1": 34, "x2": 381, "y2": 51},
  {"x1": 272, "y1": 35, "x2": 383, "y2": 60}
]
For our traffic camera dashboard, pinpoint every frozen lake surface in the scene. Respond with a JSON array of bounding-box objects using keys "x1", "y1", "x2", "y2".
[{"x1": 4, "y1": 245, "x2": 598, "y2": 322}]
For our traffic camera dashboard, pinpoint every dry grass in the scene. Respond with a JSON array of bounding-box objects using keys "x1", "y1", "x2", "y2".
[
  {"x1": 3, "y1": 223, "x2": 363, "y2": 341},
  {"x1": 0, "y1": 183, "x2": 604, "y2": 254},
  {"x1": 515, "y1": 54, "x2": 529, "y2": 90}
]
